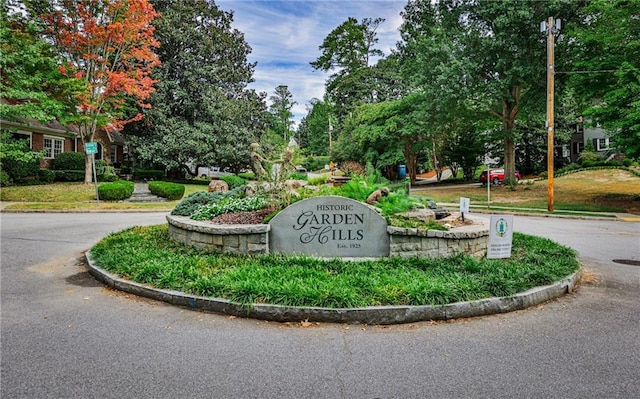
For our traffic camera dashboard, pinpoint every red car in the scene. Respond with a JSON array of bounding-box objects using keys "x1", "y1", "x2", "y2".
[{"x1": 479, "y1": 169, "x2": 521, "y2": 185}]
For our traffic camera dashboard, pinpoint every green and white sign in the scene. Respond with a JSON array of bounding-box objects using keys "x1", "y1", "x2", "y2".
[
  {"x1": 487, "y1": 215, "x2": 514, "y2": 259},
  {"x1": 85, "y1": 142, "x2": 98, "y2": 155}
]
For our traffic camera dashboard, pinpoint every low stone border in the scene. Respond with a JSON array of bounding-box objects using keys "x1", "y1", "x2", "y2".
[
  {"x1": 167, "y1": 214, "x2": 490, "y2": 259},
  {"x1": 86, "y1": 251, "x2": 581, "y2": 325},
  {"x1": 167, "y1": 215, "x2": 270, "y2": 255}
]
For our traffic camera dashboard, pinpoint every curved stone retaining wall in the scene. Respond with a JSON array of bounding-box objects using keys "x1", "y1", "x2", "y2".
[
  {"x1": 167, "y1": 214, "x2": 489, "y2": 259},
  {"x1": 167, "y1": 215, "x2": 270, "y2": 255},
  {"x1": 388, "y1": 215, "x2": 489, "y2": 259}
]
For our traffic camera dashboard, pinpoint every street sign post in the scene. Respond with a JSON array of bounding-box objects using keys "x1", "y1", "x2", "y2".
[
  {"x1": 85, "y1": 142, "x2": 99, "y2": 205},
  {"x1": 85, "y1": 142, "x2": 98, "y2": 155}
]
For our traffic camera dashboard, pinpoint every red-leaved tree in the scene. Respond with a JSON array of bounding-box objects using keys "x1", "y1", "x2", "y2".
[{"x1": 43, "y1": 0, "x2": 160, "y2": 183}]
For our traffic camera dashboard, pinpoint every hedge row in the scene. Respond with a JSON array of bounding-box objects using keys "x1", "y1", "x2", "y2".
[
  {"x1": 220, "y1": 175, "x2": 247, "y2": 190},
  {"x1": 98, "y1": 181, "x2": 135, "y2": 201},
  {"x1": 148, "y1": 181, "x2": 185, "y2": 200}
]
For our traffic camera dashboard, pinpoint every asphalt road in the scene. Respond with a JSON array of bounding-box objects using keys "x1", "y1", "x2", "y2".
[{"x1": 1, "y1": 212, "x2": 638, "y2": 399}]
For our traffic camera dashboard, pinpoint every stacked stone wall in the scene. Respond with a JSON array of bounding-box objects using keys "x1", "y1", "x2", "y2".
[{"x1": 167, "y1": 214, "x2": 489, "y2": 259}]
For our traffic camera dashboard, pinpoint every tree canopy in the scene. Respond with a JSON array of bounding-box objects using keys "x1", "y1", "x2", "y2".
[
  {"x1": 32, "y1": 0, "x2": 161, "y2": 183},
  {"x1": 125, "y1": 0, "x2": 266, "y2": 175}
]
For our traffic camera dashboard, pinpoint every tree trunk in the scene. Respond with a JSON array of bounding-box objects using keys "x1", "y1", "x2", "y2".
[
  {"x1": 404, "y1": 140, "x2": 418, "y2": 183},
  {"x1": 84, "y1": 154, "x2": 93, "y2": 185},
  {"x1": 501, "y1": 86, "x2": 521, "y2": 186}
]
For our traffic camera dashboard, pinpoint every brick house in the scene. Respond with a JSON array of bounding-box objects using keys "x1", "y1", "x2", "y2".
[{"x1": 1, "y1": 116, "x2": 125, "y2": 169}]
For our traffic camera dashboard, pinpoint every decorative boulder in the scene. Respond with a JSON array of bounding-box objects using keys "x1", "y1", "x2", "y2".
[{"x1": 208, "y1": 180, "x2": 229, "y2": 193}]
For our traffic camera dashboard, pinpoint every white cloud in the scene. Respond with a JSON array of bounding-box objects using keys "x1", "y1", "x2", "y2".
[{"x1": 217, "y1": 0, "x2": 406, "y2": 126}]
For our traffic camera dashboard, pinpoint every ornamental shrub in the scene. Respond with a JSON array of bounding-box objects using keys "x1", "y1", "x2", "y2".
[
  {"x1": 0, "y1": 171, "x2": 10, "y2": 186},
  {"x1": 97, "y1": 181, "x2": 134, "y2": 201},
  {"x1": 220, "y1": 174, "x2": 247, "y2": 190},
  {"x1": 51, "y1": 152, "x2": 85, "y2": 170},
  {"x1": 0, "y1": 133, "x2": 42, "y2": 182},
  {"x1": 191, "y1": 196, "x2": 268, "y2": 221},
  {"x1": 148, "y1": 181, "x2": 185, "y2": 200},
  {"x1": 171, "y1": 187, "x2": 245, "y2": 216},
  {"x1": 38, "y1": 168, "x2": 55, "y2": 183},
  {"x1": 54, "y1": 170, "x2": 85, "y2": 182},
  {"x1": 302, "y1": 156, "x2": 330, "y2": 172},
  {"x1": 238, "y1": 172, "x2": 256, "y2": 180}
]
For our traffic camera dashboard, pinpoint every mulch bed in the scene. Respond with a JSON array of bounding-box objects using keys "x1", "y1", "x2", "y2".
[{"x1": 209, "y1": 206, "x2": 277, "y2": 225}]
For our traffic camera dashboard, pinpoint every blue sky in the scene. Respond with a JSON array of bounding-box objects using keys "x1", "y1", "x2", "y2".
[{"x1": 216, "y1": 0, "x2": 407, "y2": 125}]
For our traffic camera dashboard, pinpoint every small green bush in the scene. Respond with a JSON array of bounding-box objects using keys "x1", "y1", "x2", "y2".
[
  {"x1": 622, "y1": 158, "x2": 633, "y2": 167},
  {"x1": 308, "y1": 175, "x2": 329, "y2": 185},
  {"x1": 171, "y1": 187, "x2": 245, "y2": 216},
  {"x1": 38, "y1": 168, "x2": 55, "y2": 183},
  {"x1": 287, "y1": 172, "x2": 308, "y2": 181},
  {"x1": 238, "y1": 172, "x2": 256, "y2": 180},
  {"x1": 220, "y1": 175, "x2": 247, "y2": 190},
  {"x1": 0, "y1": 132, "x2": 43, "y2": 183},
  {"x1": 148, "y1": 181, "x2": 185, "y2": 200},
  {"x1": 340, "y1": 161, "x2": 365, "y2": 177},
  {"x1": 0, "y1": 171, "x2": 10, "y2": 186},
  {"x1": 51, "y1": 152, "x2": 85, "y2": 170},
  {"x1": 98, "y1": 181, "x2": 135, "y2": 201},
  {"x1": 302, "y1": 156, "x2": 330, "y2": 172},
  {"x1": 133, "y1": 169, "x2": 165, "y2": 180},
  {"x1": 191, "y1": 196, "x2": 268, "y2": 220},
  {"x1": 54, "y1": 170, "x2": 85, "y2": 182}
]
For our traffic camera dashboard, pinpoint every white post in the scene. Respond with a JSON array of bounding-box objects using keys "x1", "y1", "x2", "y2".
[
  {"x1": 486, "y1": 163, "x2": 491, "y2": 209},
  {"x1": 92, "y1": 154, "x2": 99, "y2": 205}
]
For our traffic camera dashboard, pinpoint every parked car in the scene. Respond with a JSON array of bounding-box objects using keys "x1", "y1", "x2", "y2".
[{"x1": 479, "y1": 169, "x2": 521, "y2": 185}]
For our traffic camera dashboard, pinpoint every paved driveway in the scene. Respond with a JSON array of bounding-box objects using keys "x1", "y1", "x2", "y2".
[{"x1": 1, "y1": 212, "x2": 638, "y2": 398}]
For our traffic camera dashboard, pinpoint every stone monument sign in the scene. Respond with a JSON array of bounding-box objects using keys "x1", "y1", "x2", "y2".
[{"x1": 269, "y1": 196, "x2": 389, "y2": 258}]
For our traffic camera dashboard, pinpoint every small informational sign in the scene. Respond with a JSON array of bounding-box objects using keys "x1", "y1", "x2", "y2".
[
  {"x1": 85, "y1": 142, "x2": 98, "y2": 155},
  {"x1": 487, "y1": 215, "x2": 514, "y2": 259},
  {"x1": 460, "y1": 197, "x2": 470, "y2": 214}
]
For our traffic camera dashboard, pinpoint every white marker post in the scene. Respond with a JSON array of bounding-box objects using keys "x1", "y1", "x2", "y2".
[{"x1": 459, "y1": 197, "x2": 470, "y2": 222}]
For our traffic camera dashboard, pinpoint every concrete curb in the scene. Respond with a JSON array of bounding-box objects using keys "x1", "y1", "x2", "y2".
[{"x1": 85, "y1": 251, "x2": 582, "y2": 325}]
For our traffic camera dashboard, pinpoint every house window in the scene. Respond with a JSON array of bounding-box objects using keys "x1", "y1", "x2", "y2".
[
  {"x1": 44, "y1": 136, "x2": 64, "y2": 159},
  {"x1": 596, "y1": 138, "x2": 610, "y2": 151},
  {"x1": 110, "y1": 145, "x2": 118, "y2": 164}
]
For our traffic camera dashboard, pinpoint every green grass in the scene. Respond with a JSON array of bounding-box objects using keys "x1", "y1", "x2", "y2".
[
  {"x1": 90, "y1": 224, "x2": 580, "y2": 308},
  {"x1": 1, "y1": 182, "x2": 208, "y2": 210},
  {"x1": 416, "y1": 169, "x2": 640, "y2": 214}
]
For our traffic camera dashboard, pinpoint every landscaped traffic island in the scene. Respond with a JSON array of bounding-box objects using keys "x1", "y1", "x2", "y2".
[
  {"x1": 87, "y1": 221, "x2": 581, "y2": 324},
  {"x1": 166, "y1": 196, "x2": 490, "y2": 259}
]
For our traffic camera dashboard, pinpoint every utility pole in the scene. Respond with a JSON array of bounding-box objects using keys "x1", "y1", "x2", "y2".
[{"x1": 541, "y1": 17, "x2": 560, "y2": 212}]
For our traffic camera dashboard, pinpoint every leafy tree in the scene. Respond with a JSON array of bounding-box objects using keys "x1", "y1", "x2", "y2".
[
  {"x1": 125, "y1": 0, "x2": 266, "y2": 175},
  {"x1": 268, "y1": 85, "x2": 296, "y2": 142},
  {"x1": 311, "y1": 17, "x2": 387, "y2": 121},
  {"x1": 568, "y1": 0, "x2": 640, "y2": 158},
  {"x1": 36, "y1": 0, "x2": 161, "y2": 184},
  {"x1": 0, "y1": 132, "x2": 43, "y2": 183},
  {"x1": 339, "y1": 93, "x2": 430, "y2": 182},
  {"x1": 398, "y1": 0, "x2": 584, "y2": 184},
  {"x1": 297, "y1": 98, "x2": 332, "y2": 155},
  {"x1": 0, "y1": 3, "x2": 81, "y2": 122}
]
